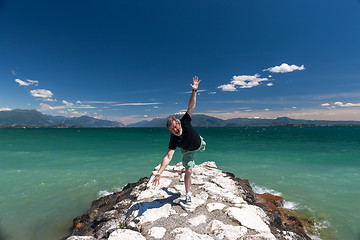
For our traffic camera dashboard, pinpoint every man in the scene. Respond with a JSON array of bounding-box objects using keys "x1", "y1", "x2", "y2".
[{"x1": 151, "y1": 76, "x2": 206, "y2": 204}]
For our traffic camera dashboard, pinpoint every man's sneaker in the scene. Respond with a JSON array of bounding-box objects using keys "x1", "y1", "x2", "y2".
[{"x1": 185, "y1": 194, "x2": 192, "y2": 204}]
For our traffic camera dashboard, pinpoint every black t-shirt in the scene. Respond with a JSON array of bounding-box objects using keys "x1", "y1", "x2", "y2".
[{"x1": 168, "y1": 113, "x2": 201, "y2": 151}]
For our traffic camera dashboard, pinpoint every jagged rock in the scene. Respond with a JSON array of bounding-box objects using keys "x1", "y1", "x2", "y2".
[
  {"x1": 206, "y1": 202, "x2": 226, "y2": 212},
  {"x1": 64, "y1": 161, "x2": 313, "y2": 240},
  {"x1": 108, "y1": 229, "x2": 146, "y2": 240},
  {"x1": 207, "y1": 220, "x2": 247, "y2": 240},
  {"x1": 188, "y1": 214, "x2": 207, "y2": 226},
  {"x1": 66, "y1": 237, "x2": 97, "y2": 240},
  {"x1": 226, "y1": 205, "x2": 273, "y2": 236},
  {"x1": 148, "y1": 227, "x2": 167, "y2": 238},
  {"x1": 171, "y1": 227, "x2": 213, "y2": 240}
]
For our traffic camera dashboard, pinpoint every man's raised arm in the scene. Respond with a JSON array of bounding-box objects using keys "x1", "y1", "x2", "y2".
[{"x1": 187, "y1": 76, "x2": 201, "y2": 116}]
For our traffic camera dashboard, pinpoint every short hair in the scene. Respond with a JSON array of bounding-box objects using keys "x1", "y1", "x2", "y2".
[{"x1": 167, "y1": 116, "x2": 180, "y2": 128}]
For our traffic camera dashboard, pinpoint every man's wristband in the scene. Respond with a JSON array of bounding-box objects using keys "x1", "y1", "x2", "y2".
[{"x1": 192, "y1": 89, "x2": 197, "y2": 92}]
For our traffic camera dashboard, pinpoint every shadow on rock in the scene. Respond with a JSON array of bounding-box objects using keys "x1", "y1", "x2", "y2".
[{"x1": 126, "y1": 187, "x2": 180, "y2": 221}]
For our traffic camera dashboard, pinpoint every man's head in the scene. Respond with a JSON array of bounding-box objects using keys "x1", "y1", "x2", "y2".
[{"x1": 167, "y1": 116, "x2": 182, "y2": 136}]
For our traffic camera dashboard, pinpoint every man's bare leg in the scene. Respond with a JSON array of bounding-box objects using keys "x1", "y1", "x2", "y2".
[{"x1": 184, "y1": 169, "x2": 192, "y2": 193}]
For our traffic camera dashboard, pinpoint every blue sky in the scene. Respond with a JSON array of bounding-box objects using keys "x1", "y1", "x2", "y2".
[{"x1": 1, "y1": 0, "x2": 360, "y2": 124}]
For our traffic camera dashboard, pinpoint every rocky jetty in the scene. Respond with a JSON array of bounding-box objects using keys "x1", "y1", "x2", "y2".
[{"x1": 65, "y1": 162, "x2": 312, "y2": 240}]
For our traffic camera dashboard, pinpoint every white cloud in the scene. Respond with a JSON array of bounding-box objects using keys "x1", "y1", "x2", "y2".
[
  {"x1": 334, "y1": 101, "x2": 360, "y2": 107},
  {"x1": 218, "y1": 84, "x2": 237, "y2": 92},
  {"x1": 231, "y1": 74, "x2": 268, "y2": 88},
  {"x1": 30, "y1": 89, "x2": 54, "y2": 99},
  {"x1": 0, "y1": 108, "x2": 12, "y2": 111},
  {"x1": 267, "y1": 83, "x2": 274, "y2": 87},
  {"x1": 15, "y1": 78, "x2": 39, "y2": 86},
  {"x1": 218, "y1": 74, "x2": 269, "y2": 91},
  {"x1": 263, "y1": 63, "x2": 305, "y2": 73},
  {"x1": 321, "y1": 103, "x2": 330, "y2": 107},
  {"x1": 113, "y1": 102, "x2": 161, "y2": 106},
  {"x1": 208, "y1": 91, "x2": 216, "y2": 95}
]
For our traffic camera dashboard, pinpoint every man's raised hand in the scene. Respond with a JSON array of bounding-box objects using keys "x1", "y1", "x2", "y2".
[{"x1": 190, "y1": 76, "x2": 201, "y2": 91}]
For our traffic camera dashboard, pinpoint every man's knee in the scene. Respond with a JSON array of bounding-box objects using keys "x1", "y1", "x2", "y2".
[{"x1": 185, "y1": 169, "x2": 192, "y2": 175}]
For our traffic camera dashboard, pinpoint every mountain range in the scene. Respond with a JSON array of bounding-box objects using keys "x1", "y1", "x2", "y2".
[
  {"x1": 126, "y1": 113, "x2": 360, "y2": 127},
  {"x1": 1, "y1": 109, "x2": 360, "y2": 128},
  {"x1": 0, "y1": 109, "x2": 124, "y2": 128}
]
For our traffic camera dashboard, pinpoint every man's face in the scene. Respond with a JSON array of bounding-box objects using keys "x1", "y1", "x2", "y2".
[{"x1": 168, "y1": 120, "x2": 182, "y2": 136}]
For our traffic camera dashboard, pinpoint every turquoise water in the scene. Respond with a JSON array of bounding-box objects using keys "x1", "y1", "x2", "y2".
[{"x1": 0, "y1": 127, "x2": 359, "y2": 240}]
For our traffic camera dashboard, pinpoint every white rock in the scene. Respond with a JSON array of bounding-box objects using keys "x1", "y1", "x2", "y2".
[
  {"x1": 173, "y1": 162, "x2": 185, "y2": 171},
  {"x1": 129, "y1": 182, "x2": 148, "y2": 197},
  {"x1": 180, "y1": 192, "x2": 208, "y2": 212},
  {"x1": 211, "y1": 176, "x2": 238, "y2": 193},
  {"x1": 200, "y1": 161, "x2": 217, "y2": 169},
  {"x1": 188, "y1": 214, "x2": 207, "y2": 226},
  {"x1": 206, "y1": 202, "x2": 226, "y2": 212},
  {"x1": 108, "y1": 229, "x2": 146, "y2": 240},
  {"x1": 67, "y1": 237, "x2": 97, "y2": 240},
  {"x1": 126, "y1": 201, "x2": 172, "y2": 224},
  {"x1": 191, "y1": 174, "x2": 208, "y2": 185},
  {"x1": 114, "y1": 199, "x2": 132, "y2": 208},
  {"x1": 193, "y1": 166, "x2": 222, "y2": 177},
  {"x1": 148, "y1": 227, "x2": 167, "y2": 239},
  {"x1": 207, "y1": 220, "x2": 247, "y2": 240},
  {"x1": 174, "y1": 185, "x2": 186, "y2": 195},
  {"x1": 147, "y1": 176, "x2": 172, "y2": 189},
  {"x1": 95, "y1": 219, "x2": 121, "y2": 239},
  {"x1": 226, "y1": 206, "x2": 274, "y2": 235},
  {"x1": 180, "y1": 213, "x2": 188, "y2": 217},
  {"x1": 137, "y1": 178, "x2": 172, "y2": 200},
  {"x1": 171, "y1": 227, "x2": 214, "y2": 240},
  {"x1": 160, "y1": 169, "x2": 179, "y2": 178},
  {"x1": 154, "y1": 164, "x2": 161, "y2": 171},
  {"x1": 282, "y1": 231, "x2": 303, "y2": 240},
  {"x1": 201, "y1": 182, "x2": 246, "y2": 204}
]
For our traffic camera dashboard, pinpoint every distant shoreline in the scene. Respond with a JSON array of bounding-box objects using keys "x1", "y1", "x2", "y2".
[{"x1": 1, "y1": 124, "x2": 360, "y2": 129}]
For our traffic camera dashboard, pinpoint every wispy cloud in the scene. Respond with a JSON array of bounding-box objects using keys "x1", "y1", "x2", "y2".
[
  {"x1": 40, "y1": 102, "x2": 95, "y2": 110},
  {"x1": 263, "y1": 63, "x2": 305, "y2": 73},
  {"x1": 82, "y1": 101, "x2": 118, "y2": 104},
  {"x1": 0, "y1": 108, "x2": 12, "y2": 111},
  {"x1": 182, "y1": 89, "x2": 207, "y2": 94},
  {"x1": 113, "y1": 102, "x2": 161, "y2": 106},
  {"x1": 15, "y1": 78, "x2": 39, "y2": 86}
]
